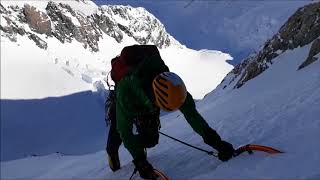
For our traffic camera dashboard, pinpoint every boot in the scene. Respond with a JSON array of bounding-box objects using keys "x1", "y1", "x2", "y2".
[
  {"x1": 133, "y1": 157, "x2": 158, "y2": 179},
  {"x1": 107, "y1": 153, "x2": 120, "y2": 172}
]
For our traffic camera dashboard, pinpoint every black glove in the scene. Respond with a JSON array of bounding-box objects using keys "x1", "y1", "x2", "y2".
[
  {"x1": 217, "y1": 141, "x2": 235, "y2": 162},
  {"x1": 133, "y1": 158, "x2": 158, "y2": 179}
]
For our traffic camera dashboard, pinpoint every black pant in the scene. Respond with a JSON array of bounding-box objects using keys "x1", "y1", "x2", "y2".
[
  {"x1": 106, "y1": 119, "x2": 122, "y2": 156},
  {"x1": 105, "y1": 90, "x2": 122, "y2": 156}
]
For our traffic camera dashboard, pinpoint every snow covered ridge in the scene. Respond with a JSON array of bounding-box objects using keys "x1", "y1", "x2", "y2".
[
  {"x1": 217, "y1": 2, "x2": 320, "y2": 91},
  {"x1": 0, "y1": 0, "x2": 182, "y2": 52}
]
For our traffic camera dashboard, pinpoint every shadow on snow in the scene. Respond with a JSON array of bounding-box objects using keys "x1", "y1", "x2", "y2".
[{"x1": 1, "y1": 91, "x2": 107, "y2": 161}]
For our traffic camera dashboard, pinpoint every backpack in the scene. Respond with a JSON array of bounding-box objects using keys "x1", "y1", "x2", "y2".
[
  {"x1": 111, "y1": 45, "x2": 169, "y2": 102},
  {"x1": 111, "y1": 45, "x2": 163, "y2": 83}
]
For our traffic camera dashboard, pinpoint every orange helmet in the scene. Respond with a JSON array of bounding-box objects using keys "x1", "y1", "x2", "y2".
[{"x1": 152, "y1": 72, "x2": 187, "y2": 111}]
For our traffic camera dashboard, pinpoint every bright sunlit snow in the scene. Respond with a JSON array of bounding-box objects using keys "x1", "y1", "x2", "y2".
[
  {"x1": 1, "y1": 0, "x2": 98, "y2": 16},
  {"x1": 1, "y1": 30, "x2": 232, "y2": 100},
  {"x1": 1, "y1": 37, "x2": 90, "y2": 99}
]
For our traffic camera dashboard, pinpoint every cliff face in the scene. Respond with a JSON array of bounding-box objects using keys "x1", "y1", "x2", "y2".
[
  {"x1": 0, "y1": 1, "x2": 181, "y2": 51},
  {"x1": 219, "y1": 2, "x2": 320, "y2": 90}
]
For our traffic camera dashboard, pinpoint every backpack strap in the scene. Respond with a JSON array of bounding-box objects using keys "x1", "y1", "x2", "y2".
[{"x1": 106, "y1": 71, "x2": 115, "y2": 91}]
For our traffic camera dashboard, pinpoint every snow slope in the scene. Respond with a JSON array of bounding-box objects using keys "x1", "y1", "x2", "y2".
[
  {"x1": 2, "y1": 36, "x2": 319, "y2": 179},
  {"x1": 0, "y1": 35, "x2": 232, "y2": 161},
  {"x1": 1, "y1": 37, "x2": 107, "y2": 161},
  {"x1": 1, "y1": 0, "x2": 233, "y2": 161},
  {"x1": 2, "y1": 1, "x2": 318, "y2": 179},
  {"x1": 0, "y1": 30, "x2": 233, "y2": 100},
  {"x1": 1, "y1": 37, "x2": 90, "y2": 99}
]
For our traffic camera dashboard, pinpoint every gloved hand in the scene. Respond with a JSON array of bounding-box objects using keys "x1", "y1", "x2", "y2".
[
  {"x1": 217, "y1": 141, "x2": 235, "y2": 162},
  {"x1": 133, "y1": 158, "x2": 158, "y2": 179}
]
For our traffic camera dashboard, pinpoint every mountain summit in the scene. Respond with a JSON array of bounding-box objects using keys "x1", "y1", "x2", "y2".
[
  {"x1": 214, "y1": 2, "x2": 320, "y2": 91},
  {"x1": 0, "y1": 0, "x2": 182, "y2": 51}
]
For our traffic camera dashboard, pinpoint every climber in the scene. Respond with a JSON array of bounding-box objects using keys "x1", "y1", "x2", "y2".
[{"x1": 105, "y1": 45, "x2": 234, "y2": 179}]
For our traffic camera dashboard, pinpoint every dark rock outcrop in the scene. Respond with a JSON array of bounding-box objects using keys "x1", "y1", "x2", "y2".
[
  {"x1": 28, "y1": 33, "x2": 48, "y2": 49},
  {"x1": 24, "y1": 4, "x2": 51, "y2": 35},
  {"x1": 92, "y1": 11, "x2": 123, "y2": 43},
  {"x1": 221, "y1": 2, "x2": 320, "y2": 89},
  {"x1": 0, "y1": 1, "x2": 180, "y2": 51},
  {"x1": 0, "y1": 3, "x2": 8, "y2": 14},
  {"x1": 298, "y1": 38, "x2": 320, "y2": 70}
]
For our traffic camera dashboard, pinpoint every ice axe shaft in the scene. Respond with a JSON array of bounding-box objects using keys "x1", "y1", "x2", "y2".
[
  {"x1": 159, "y1": 132, "x2": 283, "y2": 158},
  {"x1": 159, "y1": 131, "x2": 218, "y2": 157}
]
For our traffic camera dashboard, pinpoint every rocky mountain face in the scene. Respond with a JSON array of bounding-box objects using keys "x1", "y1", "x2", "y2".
[
  {"x1": 0, "y1": 1, "x2": 181, "y2": 51},
  {"x1": 219, "y1": 2, "x2": 320, "y2": 90}
]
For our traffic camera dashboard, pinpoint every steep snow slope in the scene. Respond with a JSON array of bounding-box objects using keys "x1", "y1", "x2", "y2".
[
  {"x1": 0, "y1": 36, "x2": 232, "y2": 161},
  {"x1": 1, "y1": 0, "x2": 233, "y2": 163},
  {"x1": 2, "y1": 36, "x2": 319, "y2": 179},
  {"x1": 1, "y1": 2, "x2": 233, "y2": 161}
]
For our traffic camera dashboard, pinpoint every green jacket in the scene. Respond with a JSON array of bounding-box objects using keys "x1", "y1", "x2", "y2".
[{"x1": 116, "y1": 57, "x2": 213, "y2": 160}]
